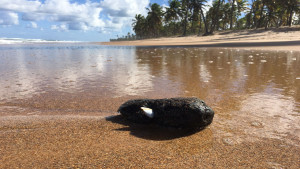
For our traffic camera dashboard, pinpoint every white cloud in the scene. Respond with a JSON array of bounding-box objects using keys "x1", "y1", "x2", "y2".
[
  {"x1": 51, "y1": 24, "x2": 68, "y2": 31},
  {"x1": 100, "y1": 0, "x2": 149, "y2": 17},
  {"x1": 31, "y1": 22, "x2": 38, "y2": 28},
  {"x1": 0, "y1": 0, "x2": 150, "y2": 33},
  {"x1": 0, "y1": 0, "x2": 41, "y2": 13},
  {"x1": 0, "y1": 11, "x2": 19, "y2": 25},
  {"x1": 69, "y1": 22, "x2": 89, "y2": 31},
  {"x1": 26, "y1": 21, "x2": 38, "y2": 28}
]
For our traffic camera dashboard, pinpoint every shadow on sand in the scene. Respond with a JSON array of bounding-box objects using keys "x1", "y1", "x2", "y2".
[{"x1": 106, "y1": 115, "x2": 205, "y2": 141}]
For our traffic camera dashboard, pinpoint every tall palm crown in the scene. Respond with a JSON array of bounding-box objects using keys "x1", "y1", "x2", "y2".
[
  {"x1": 146, "y1": 3, "x2": 163, "y2": 37},
  {"x1": 165, "y1": 0, "x2": 182, "y2": 22}
]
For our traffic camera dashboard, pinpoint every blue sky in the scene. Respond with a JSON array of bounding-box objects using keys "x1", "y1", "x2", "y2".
[{"x1": 0, "y1": 0, "x2": 216, "y2": 42}]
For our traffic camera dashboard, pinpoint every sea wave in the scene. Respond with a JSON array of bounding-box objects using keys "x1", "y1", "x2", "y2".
[{"x1": 0, "y1": 38, "x2": 81, "y2": 44}]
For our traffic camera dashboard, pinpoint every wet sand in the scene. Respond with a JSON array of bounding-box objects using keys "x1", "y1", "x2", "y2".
[
  {"x1": 1, "y1": 45, "x2": 300, "y2": 168},
  {"x1": 1, "y1": 115, "x2": 299, "y2": 168}
]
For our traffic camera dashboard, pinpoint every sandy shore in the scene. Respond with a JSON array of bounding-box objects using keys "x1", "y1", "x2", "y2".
[
  {"x1": 1, "y1": 114, "x2": 299, "y2": 168},
  {"x1": 102, "y1": 26, "x2": 300, "y2": 51}
]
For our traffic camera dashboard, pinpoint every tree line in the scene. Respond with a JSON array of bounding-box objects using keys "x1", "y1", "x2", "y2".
[{"x1": 110, "y1": 0, "x2": 300, "y2": 41}]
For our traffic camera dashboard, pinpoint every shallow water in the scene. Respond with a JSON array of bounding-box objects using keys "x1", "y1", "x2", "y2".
[{"x1": 0, "y1": 44, "x2": 299, "y2": 140}]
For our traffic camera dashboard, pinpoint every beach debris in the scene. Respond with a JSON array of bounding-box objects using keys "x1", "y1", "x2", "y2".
[
  {"x1": 118, "y1": 97, "x2": 214, "y2": 129},
  {"x1": 141, "y1": 107, "x2": 154, "y2": 118}
]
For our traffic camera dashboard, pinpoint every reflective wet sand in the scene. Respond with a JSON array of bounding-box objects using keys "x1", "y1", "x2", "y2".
[{"x1": 0, "y1": 44, "x2": 299, "y2": 168}]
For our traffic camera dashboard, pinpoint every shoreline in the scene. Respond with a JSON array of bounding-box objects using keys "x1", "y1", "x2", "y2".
[{"x1": 101, "y1": 26, "x2": 300, "y2": 52}]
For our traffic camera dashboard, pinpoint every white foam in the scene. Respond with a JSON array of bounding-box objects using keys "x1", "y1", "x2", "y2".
[{"x1": 0, "y1": 38, "x2": 81, "y2": 44}]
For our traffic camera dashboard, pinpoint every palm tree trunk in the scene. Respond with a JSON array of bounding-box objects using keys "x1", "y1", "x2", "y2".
[
  {"x1": 210, "y1": 0, "x2": 223, "y2": 34},
  {"x1": 288, "y1": 6, "x2": 294, "y2": 27},
  {"x1": 265, "y1": 11, "x2": 271, "y2": 30},
  {"x1": 198, "y1": 13, "x2": 202, "y2": 36},
  {"x1": 230, "y1": 0, "x2": 236, "y2": 29},
  {"x1": 200, "y1": 8, "x2": 209, "y2": 35},
  {"x1": 183, "y1": 6, "x2": 189, "y2": 36},
  {"x1": 257, "y1": 1, "x2": 265, "y2": 28},
  {"x1": 173, "y1": 19, "x2": 177, "y2": 35}
]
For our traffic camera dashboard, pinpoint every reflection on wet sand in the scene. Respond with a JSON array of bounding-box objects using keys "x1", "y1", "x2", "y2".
[
  {"x1": 135, "y1": 47, "x2": 300, "y2": 145},
  {"x1": 0, "y1": 44, "x2": 299, "y2": 168}
]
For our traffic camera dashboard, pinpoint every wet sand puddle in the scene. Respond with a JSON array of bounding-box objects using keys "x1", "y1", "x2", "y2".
[{"x1": 0, "y1": 44, "x2": 299, "y2": 168}]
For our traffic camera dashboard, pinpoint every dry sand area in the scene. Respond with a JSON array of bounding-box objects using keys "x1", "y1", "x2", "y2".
[{"x1": 103, "y1": 26, "x2": 300, "y2": 51}]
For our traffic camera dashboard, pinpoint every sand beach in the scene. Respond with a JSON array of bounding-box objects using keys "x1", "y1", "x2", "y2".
[
  {"x1": 1, "y1": 27, "x2": 300, "y2": 168},
  {"x1": 102, "y1": 26, "x2": 300, "y2": 51}
]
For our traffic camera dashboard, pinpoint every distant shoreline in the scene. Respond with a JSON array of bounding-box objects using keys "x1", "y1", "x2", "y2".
[{"x1": 101, "y1": 26, "x2": 300, "y2": 52}]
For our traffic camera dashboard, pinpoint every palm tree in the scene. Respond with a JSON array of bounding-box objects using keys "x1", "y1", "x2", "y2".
[
  {"x1": 132, "y1": 14, "x2": 147, "y2": 39},
  {"x1": 229, "y1": 0, "x2": 236, "y2": 29},
  {"x1": 285, "y1": 0, "x2": 299, "y2": 26},
  {"x1": 181, "y1": 0, "x2": 192, "y2": 36},
  {"x1": 165, "y1": 0, "x2": 182, "y2": 35},
  {"x1": 236, "y1": 0, "x2": 249, "y2": 28},
  {"x1": 146, "y1": 3, "x2": 163, "y2": 37},
  {"x1": 190, "y1": 0, "x2": 208, "y2": 35},
  {"x1": 209, "y1": 0, "x2": 225, "y2": 34}
]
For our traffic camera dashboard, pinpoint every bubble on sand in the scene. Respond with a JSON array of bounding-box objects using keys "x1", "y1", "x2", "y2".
[
  {"x1": 260, "y1": 60, "x2": 267, "y2": 63},
  {"x1": 292, "y1": 58, "x2": 296, "y2": 61},
  {"x1": 227, "y1": 62, "x2": 231, "y2": 64},
  {"x1": 243, "y1": 75, "x2": 248, "y2": 77},
  {"x1": 248, "y1": 55, "x2": 253, "y2": 58},
  {"x1": 208, "y1": 61, "x2": 213, "y2": 63},
  {"x1": 219, "y1": 52, "x2": 223, "y2": 54},
  {"x1": 248, "y1": 62, "x2": 254, "y2": 64}
]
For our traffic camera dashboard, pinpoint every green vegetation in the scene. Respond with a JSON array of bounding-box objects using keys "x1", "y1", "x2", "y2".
[{"x1": 110, "y1": 0, "x2": 300, "y2": 41}]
